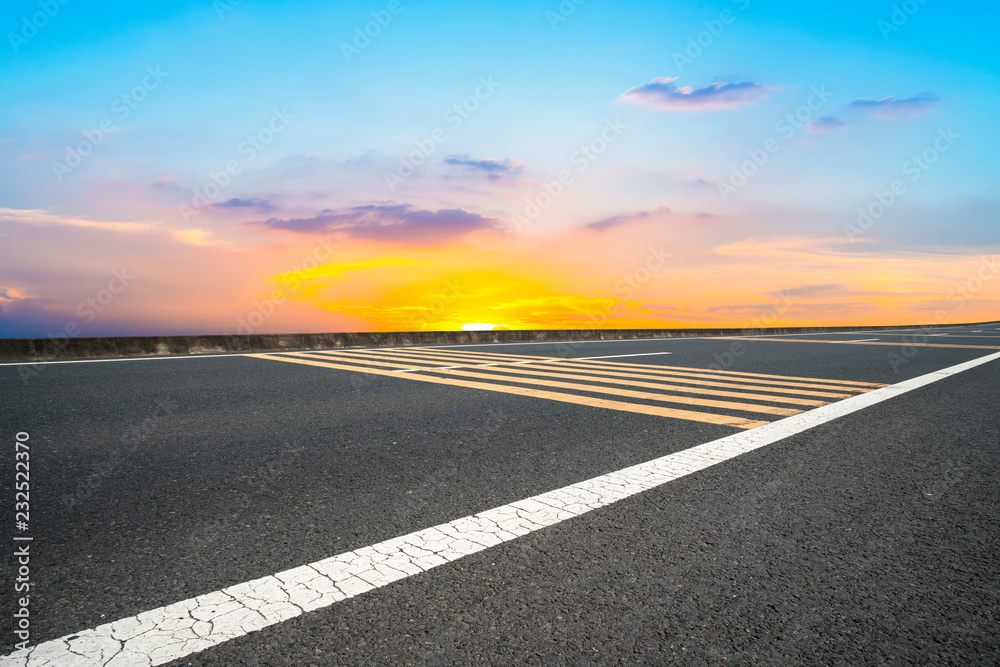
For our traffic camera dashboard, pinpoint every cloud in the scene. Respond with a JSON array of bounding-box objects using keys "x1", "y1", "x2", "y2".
[
  {"x1": 848, "y1": 92, "x2": 939, "y2": 118},
  {"x1": 248, "y1": 204, "x2": 506, "y2": 245},
  {"x1": 459, "y1": 322, "x2": 507, "y2": 331},
  {"x1": 0, "y1": 207, "x2": 216, "y2": 247},
  {"x1": 212, "y1": 197, "x2": 276, "y2": 213},
  {"x1": 0, "y1": 207, "x2": 157, "y2": 234},
  {"x1": 619, "y1": 77, "x2": 771, "y2": 111},
  {"x1": 444, "y1": 154, "x2": 526, "y2": 174},
  {"x1": 771, "y1": 284, "x2": 844, "y2": 298},
  {"x1": 0, "y1": 291, "x2": 77, "y2": 338},
  {"x1": 805, "y1": 116, "x2": 849, "y2": 134},
  {"x1": 586, "y1": 206, "x2": 671, "y2": 231}
]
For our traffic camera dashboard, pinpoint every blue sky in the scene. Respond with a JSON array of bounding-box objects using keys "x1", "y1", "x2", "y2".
[{"x1": 1, "y1": 0, "x2": 998, "y2": 335}]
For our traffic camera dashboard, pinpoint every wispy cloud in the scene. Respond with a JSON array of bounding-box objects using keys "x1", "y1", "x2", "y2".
[
  {"x1": 444, "y1": 154, "x2": 525, "y2": 174},
  {"x1": 805, "y1": 116, "x2": 849, "y2": 134},
  {"x1": 586, "y1": 206, "x2": 671, "y2": 231},
  {"x1": 212, "y1": 197, "x2": 276, "y2": 213},
  {"x1": 247, "y1": 204, "x2": 506, "y2": 245},
  {"x1": 772, "y1": 284, "x2": 844, "y2": 297},
  {"x1": 0, "y1": 208, "x2": 216, "y2": 247},
  {"x1": 0, "y1": 207, "x2": 157, "y2": 233},
  {"x1": 619, "y1": 77, "x2": 771, "y2": 111},
  {"x1": 848, "y1": 92, "x2": 939, "y2": 118}
]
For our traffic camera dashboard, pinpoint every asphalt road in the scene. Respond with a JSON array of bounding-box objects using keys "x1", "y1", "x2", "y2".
[{"x1": 1, "y1": 324, "x2": 999, "y2": 665}]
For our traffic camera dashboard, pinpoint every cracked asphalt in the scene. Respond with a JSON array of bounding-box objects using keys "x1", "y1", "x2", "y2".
[{"x1": 1, "y1": 325, "x2": 999, "y2": 665}]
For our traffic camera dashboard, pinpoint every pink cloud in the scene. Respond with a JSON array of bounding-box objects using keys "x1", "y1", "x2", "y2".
[{"x1": 619, "y1": 77, "x2": 771, "y2": 111}]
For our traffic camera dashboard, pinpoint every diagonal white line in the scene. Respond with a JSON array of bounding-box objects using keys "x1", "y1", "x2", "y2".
[
  {"x1": 6, "y1": 351, "x2": 999, "y2": 666},
  {"x1": 570, "y1": 352, "x2": 673, "y2": 360}
]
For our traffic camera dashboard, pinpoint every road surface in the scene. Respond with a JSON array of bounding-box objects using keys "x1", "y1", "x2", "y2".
[{"x1": 2, "y1": 324, "x2": 999, "y2": 665}]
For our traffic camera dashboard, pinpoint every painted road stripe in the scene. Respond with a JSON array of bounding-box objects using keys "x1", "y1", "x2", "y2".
[
  {"x1": 406, "y1": 370, "x2": 802, "y2": 417},
  {"x1": 603, "y1": 363, "x2": 886, "y2": 388},
  {"x1": 253, "y1": 354, "x2": 770, "y2": 428},
  {"x1": 523, "y1": 362, "x2": 858, "y2": 398},
  {"x1": 715, "y1": 337, "x2": 1000, "y2": 351},
  {"x1": 854, "y1": 333, "x2": 1000, "y2": 339},
  {"x1": 399, "y1": 369, "x2": 803, "y2": 417},
  {"x1": 286, "y1": 353, "x2": 800, "y2": 416},
  {"x1": 369, "y1": 349, "x2": 874, "y2": 393},
  {"x1": 351, "y1": 349, "x2": 552, "y2": 366},
  {"x1": 311, "y1": 349, "x2": 681, "y2": 373},
  {"x1": 360, "y1": 348, "x2": 545, "y2": 362},
  {"x1": 290, "y1": 352, "x2": 852, "y2": 403},
  {"x1": 543, "y1": 360, "x2": 867, "y2": 394},
  {"x1": 307, "y1": 350, "x2": 465, "y2": 368},
  {"x1": 8, "y1": 351, "x2": 998, "y2": 667},
  {"x1": 2, "y1": 325, "x2": 992, "y2": 367},
  {"x1": 537, "y1": 357, "x2": 886, "y2": 388},
  {"x1": 415, "y1": 362, "x2": 831, "y2": 407},
  {"x1": 301, "y1": 351, "x2": 522, "y2": 374},
  {"x1": 572, "y1": 352, "x2": 673, "y2": 360}
]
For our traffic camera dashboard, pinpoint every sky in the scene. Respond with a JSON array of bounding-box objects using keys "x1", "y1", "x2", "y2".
[{"x1": 1, "y1": 0, "x2": 998, "y2": 336}]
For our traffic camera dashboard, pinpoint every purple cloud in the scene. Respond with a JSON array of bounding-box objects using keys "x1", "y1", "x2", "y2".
[
  {"x1": 805, "y1": 116, "x2": 849, "y2": 134},
  {"x1": 248, "y1": 204, "x2": 505, "y2": 245},
  {"x1": 619, "y1": 77, "x2": 771, "y2": 111},
  {"x1": 848, "y1": 92, "x2": 939, "y2": 118},
  {"x1": 587, "y1": 206, "x2": 671, "y2": 231},
  {"x1": 212, "y1": 197, "x2": 276, "y2": 212},
  {"x1": 444, "y1": 155, "x2": 526, "y2": 174}
]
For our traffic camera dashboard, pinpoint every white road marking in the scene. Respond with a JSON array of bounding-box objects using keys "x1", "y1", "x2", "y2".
[
  {"x1": 0, "y1": 338, "x2": 685, "y2": 367},
  {"x1": 843, "y1": 339, "x2": 881, "y2": 343},
  {"x1": 5, "y1": 350, "x2": 999, "y2": 667},
  {"x1": 573, "y1": 352, "x2": 673, "y2": 360},
  {"x1": 0, "y1": 352, "x2": 253, "y2": 366},
  {"x1": 3, "y1": 325, "x2": 996, "y2": 366}
]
